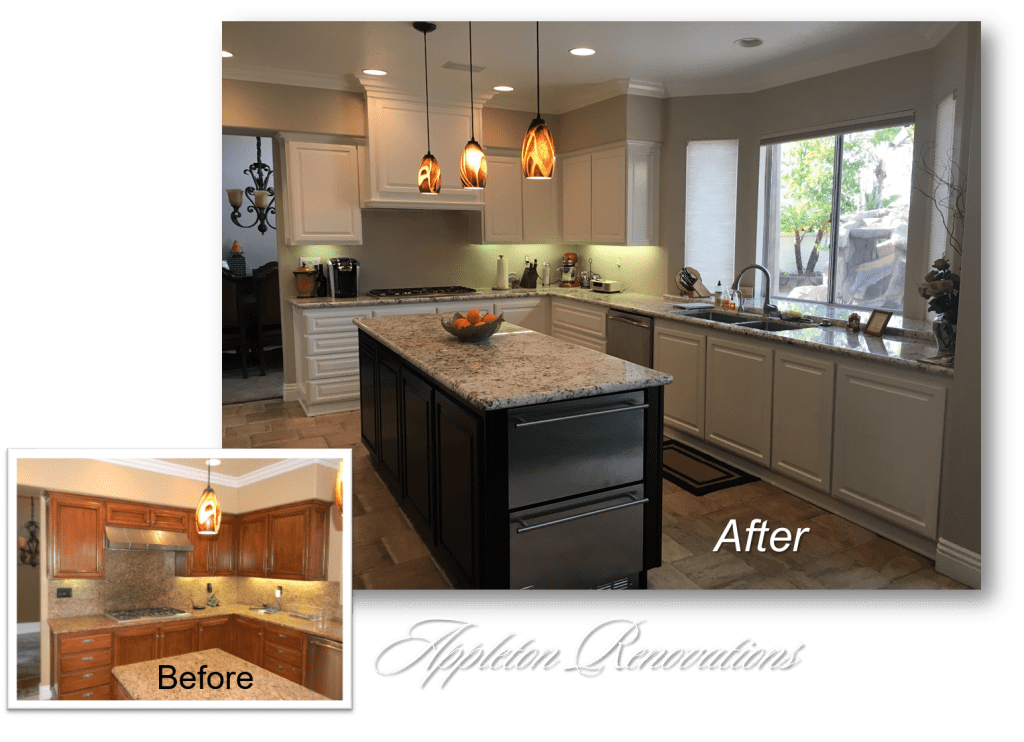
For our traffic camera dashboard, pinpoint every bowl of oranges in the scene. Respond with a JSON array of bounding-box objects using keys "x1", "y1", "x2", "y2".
[{"x1": 440, "y1": 308, "x2": 504, "y2": 343}]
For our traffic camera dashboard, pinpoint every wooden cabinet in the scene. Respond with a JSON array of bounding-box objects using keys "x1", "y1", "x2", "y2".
[
  {"x1": 283, "y1": 139, "x2": 362, "y2": 245},
  {"x1": 549, "y1": 297, "x2": 607, "y2": 352},
  {"x1": 262, "y1": 625, "x2": 306, "y2": 686},
  {"x1": 49, "y1": 493, "x2": 105, "y2": 579},
  {"x1": 401, "y1": 367, "x2": 435, "y2": 534},
  {"x1": 705, "y1": 335, "x2": 773, "y2": 465},
  {"x1": 106, "y1": 502, "x2": 188, "y2": 531},
  {"x1": 213, "y1": 515, "x2": 238, "y2": 574},
  {"x1": 653, "y1": 320, "x2": 706, "y2": 438},
  {"x1": 176, "y1": 514, "x2": 237, "y2": 577},
  {"x1": 197, "y1": 616, "x2": 233, "y2": 653},
  {"x1": 832, "y1": 365, "x2": 946, "y2": 537},
  {"x1": 113, "y1": 625, "x2": 159, "y2": 667},
  {"x1": 376, "y1": 350, "x2": 403, "y2": 494},
  {"x1": 434, "y1": 390, "x2": 483, "y2": 586},
  {"x1": 237, "y1": 513, "x2": 269, "y2": 577},
  {"x1": 560, "y1": 141, "x2": 659, "y2": 245},
  {"x1": 233, "y1": 617, "x2": 265, "y2": 667},
  {"x1": 158, "y1": 621, "x2": 197, "y2": 658},
  {"x1": 772, "y1": 352, "x2": 835, "y2": 492},
  {"x1": 54, "y1": 629, "x2": 112, "y2": 700},
  {"x1": 482, "y1": 154, "x2": 560, "y2": 243}
]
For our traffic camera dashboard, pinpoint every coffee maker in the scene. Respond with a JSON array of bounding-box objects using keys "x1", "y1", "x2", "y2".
[
  {"x1": 328, "y1": 257, "x2": 359, "y2": 298},
  {"x1": 558, "y1": 252, "x2": 580, "y2": 288}
]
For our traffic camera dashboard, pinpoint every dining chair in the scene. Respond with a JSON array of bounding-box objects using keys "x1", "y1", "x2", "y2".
[
  {"x1": 222, "y1": 268, "x2": 250, "y2": 378},
  {"x1": 252, "y1": 262, "x2": 283, "y2": 377}
]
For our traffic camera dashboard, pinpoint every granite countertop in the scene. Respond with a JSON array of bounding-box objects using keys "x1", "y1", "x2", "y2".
[
  {"x1": 49, "y1": 604, "x2": 343, "y2": 644},
  {"x1": 112, "y1": 649, "x2": 329, "y2": 701},
  {"x1": 296, "y1": 286, "x2": 952, "y2": 378},
  {"x1": 354, "y1": 315, "x2": 672, "y2": 411}
]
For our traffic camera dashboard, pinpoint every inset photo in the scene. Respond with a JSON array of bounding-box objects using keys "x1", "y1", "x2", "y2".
[{"x1": 9, "y1": 450, "x2": 351, "y2": 709}]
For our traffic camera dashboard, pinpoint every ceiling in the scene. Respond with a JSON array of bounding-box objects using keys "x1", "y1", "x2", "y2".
[
  {"x1": 221, "y1": 21, "x2": 957, "y2": 113},
  {"x1": 157, "y1": 458, "x2": 292, "y2": 477},
  {"x1": 93, "y1": 458, "x2": 342, "y2": 486}
]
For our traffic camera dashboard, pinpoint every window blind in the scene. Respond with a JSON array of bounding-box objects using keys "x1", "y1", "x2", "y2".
[
  {"x1": 685, "y1": 140, "x2": 739, "y2": 289},
  {"x1": 927, "y1": 93, "x2": 957, "y2": 267}
]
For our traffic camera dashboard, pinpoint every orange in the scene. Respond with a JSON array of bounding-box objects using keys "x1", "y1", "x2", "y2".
[
  {"x1": 474, "y1": 321, "x2": 487, "y2": 326},
  {"x1": 466, "y1": 309, "x2": 482, "y2": 324},
  {"x1": 482, "y1": 313, "x2": 497, "y2": 323},
  {"x1": 453, "y1": 318, "x2": 471, "y2": 329}
]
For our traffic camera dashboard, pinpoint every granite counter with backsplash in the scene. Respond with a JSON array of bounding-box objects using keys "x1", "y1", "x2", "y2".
[{"x1": 112, "y1": 649, "x2": 329, "y2": 701}]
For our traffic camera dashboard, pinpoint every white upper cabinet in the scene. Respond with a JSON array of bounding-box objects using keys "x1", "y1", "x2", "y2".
[
  {"x1": 560, "y1": 141, "x2": 659, "y2": 246},
  {"x1": 283, "y1": 139, "x2": 363, "y2": 246},
  {"x1": 482, "y1": 154, "x2": 560, "y2": 244}
]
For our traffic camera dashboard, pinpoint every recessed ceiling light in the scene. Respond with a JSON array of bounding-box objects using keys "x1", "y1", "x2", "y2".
[
  {"x1": 569, "y1": 47, "x2": 596, "y2": 56},
  {"x1": 222, "y1": 51, "x2": 233, "y2": 58},
  {"x1": 206, "y1": 459, "x2": 221, "y2": 466},
  {"x1": 493, "y1": 85, "x2": 514, "y2": 92},
  {"x1": 362, "y1": 69, "x2": 388, "y2": 76},
  {"x1": 734, "y1": 38, "x2": 763, "y2": 48}
]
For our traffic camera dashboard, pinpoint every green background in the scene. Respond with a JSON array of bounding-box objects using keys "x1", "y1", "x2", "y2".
[{"x1": 4, "y1": 1, "x2": 1019, "y2": 736}]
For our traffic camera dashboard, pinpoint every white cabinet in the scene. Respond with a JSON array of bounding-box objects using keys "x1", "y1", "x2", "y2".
[
  {"x1": 293, "y1": 306, "x2": 371, "y2": 416},
  {"x1": 772, "y1": 352, "x2": 835, "y2": 492},
  {"x1": 559, "y1": 141, "x2": 659, "y2": 245},
  {"x1": 705, "y1": 334, "x2": 773, "y2": 465},
  {"x1": 653, "y1": 320, "x2": 706, "y2": 438},
  {"x1": 483, "y1": 155, "x2": 560, "y2": 244},
  {"x1": 493, "y1": 296, "x2": 549, "y2": 334},
  {"x1": 283, "y1": 140, "x2": 362, "y2": 246},
  {"x1": 549, "y1": 297, "x2": 606, "y2": 352},
  {"x1": 832, "y1": 365, "x2": 946, "y2": 537}
]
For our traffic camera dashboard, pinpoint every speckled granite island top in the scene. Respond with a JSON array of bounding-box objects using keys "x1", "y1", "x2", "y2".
[
  {"x1": 49, "y1": 604, "x2": 343, "y2": 643},
  {"x1": 354, "y1": 315, "x2": 672, "y2": 411},
  {"x1": 113, "y1": 649, "x2": 328, "y2": 701}
]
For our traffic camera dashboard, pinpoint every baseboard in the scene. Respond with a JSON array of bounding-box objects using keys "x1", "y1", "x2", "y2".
[
  {"x1": 283, "y1": 382, "x2": 298, "y2": 402},
  {"x1": 39, "y1": 684, "x2": 53, "y2": 701},
  {"x1": 17, "y1": 622, "x2": 40, "y2": 635},
  {"x1": 935, "y1": 539, "x2": 981, "y2": 588}
]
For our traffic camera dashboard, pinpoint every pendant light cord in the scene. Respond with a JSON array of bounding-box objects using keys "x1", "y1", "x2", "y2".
[
  {"x1": 468, "y1": 22, "x2": 475, "y2": 140},
  {"x1": 536, "y1": 21, "x2": 541, "y2": 118},
  {"x1": 423, "y1": 29, "x2": 431, "y2": 152}
]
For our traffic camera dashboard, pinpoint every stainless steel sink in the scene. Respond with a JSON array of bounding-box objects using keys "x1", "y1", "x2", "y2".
[
  {"x1": 735, "y1": 320, "x2": 803, "y2": 332},
  {"x1": 672, "y1": 310, "x2": 757, "y2": 324}
]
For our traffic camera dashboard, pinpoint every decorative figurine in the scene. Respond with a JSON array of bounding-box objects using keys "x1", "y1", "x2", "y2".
[{"x1": 846, "y1": 313, "x2": 861, "y2": 332}]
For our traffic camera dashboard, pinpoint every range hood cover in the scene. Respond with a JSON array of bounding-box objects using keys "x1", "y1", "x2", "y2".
[{"x1": 104, "y1": 526, "x2": 194, "y2": 552}]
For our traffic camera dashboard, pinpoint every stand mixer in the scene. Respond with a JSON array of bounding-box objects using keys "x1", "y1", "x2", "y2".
[{"x1": 558, "y1": 252, "x2": 581, "y2": 288}]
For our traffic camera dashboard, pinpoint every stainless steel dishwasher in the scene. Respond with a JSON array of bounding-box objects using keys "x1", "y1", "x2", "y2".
[
  {"x1": 305, "y1": 636, "x2": 344, "y2": 700},
  {"x1": 606, "y1": 309, "x2": 653, "y2": 367}
]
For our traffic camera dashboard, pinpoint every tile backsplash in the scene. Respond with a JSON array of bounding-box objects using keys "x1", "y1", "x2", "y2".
[{"x1": 47, "y1": 550, "x2": 342, "y2": 621}]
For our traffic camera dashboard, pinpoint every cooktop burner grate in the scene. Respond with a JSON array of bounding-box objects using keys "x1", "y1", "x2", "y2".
[
  {"x1": 104, "y1": 606, "x2": 190, "y2": 623},
  {"x1": 368, "y1": 286, "x2": 479, "y2": 298}
]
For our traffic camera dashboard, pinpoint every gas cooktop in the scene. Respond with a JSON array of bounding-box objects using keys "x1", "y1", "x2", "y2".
[
  {"x1": 104, "y1": 607, "x2": 190, "y2": 623},
  {"x1": 368, "y1": 286, "x2": 480, "y2": 298}
]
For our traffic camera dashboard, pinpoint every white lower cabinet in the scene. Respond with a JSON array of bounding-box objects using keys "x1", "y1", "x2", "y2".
[
  {"x1": 771, "y1": 352, "x2": 835, "y2": 492},
  {"x1": 549, "y1": 298, "x2": 606, "y2": 352},
  {"x1": 705, "y1": 334, "x2": 773, "y2": 465},
  {"x1": 653, "y1": 320, "x2": 706, "y2": 438},
  {"x1": 493, "y1": 297, "x2": 549, "y2": 334},
  {"x1": 832, "y1": 365, "x2": 946, "y2": 537},
  {"x1": 293, "y1": 306, "x2": 370, "y2": 416}
]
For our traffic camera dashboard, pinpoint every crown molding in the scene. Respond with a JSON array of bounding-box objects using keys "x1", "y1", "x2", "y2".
[
  {"x1": 554, "y1": 78, "x2": 667, "y2": 115},
  {"x1": 223, "y1": 63, "x2": 363, "y2": 93},
  {"x1": 355, "y1": 72, "x2": 495, "y2": 108},
  {"x1": 90, "y1": 458, "x2": 340, "y2": 488}
]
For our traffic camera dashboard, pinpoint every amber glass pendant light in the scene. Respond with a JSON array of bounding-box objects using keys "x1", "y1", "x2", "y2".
[
  {"x1": 522, "y1": 21, "x2": 555, "y2": 179},
  {"x1": 196, "y1": 459, "x2": 222, "y2": 535},
  {"x1": 334, "y1": 459, "x2": 344, "y2": 517},
  {"x1": 460, "y1": 22, "x2": 487, "y2": 189},
  {"x1": 415, "y1": 22, "x2": 441, "y2": 194}
]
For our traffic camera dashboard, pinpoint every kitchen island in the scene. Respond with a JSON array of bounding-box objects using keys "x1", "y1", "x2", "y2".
[
  {"x1": 355, "y1": 314, "x2": 672, "y2": 589},
  {"x1": 112, "y1": 649, "x2": 329, "y2": 701}
]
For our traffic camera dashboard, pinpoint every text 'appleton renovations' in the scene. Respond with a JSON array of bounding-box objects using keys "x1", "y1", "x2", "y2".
[{"x1": 375, "y1": 619, "x2": 805, "y2": 688}]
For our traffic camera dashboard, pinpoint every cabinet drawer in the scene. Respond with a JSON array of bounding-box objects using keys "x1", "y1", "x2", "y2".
[
  {"x1": 105, "y1": 503, "x2": 149, "y2": 528},
  {"x1": 304, "y1": 310, "x2": 368, "y2": 335},
  {"x1": 551, "y1": 300, "x2": 606, "y2": 338},
  {"x1": 60, "y1": 666, "x2": 112, "y2": 693},
  {"x1": 373, "y1": 304, "x2": 439, "y2": 317},
  {"x1": 308, "y1": 377, "x2": 361, "y2": 404},
  {"x1": 263, "y1": 656, "x2": 303, "y2": 685},
  {"x1": 61, "y1": 648, "x2": 112, "y2": 674},
  {"x1": 264, "y1": 626, "x2": 304, "y2": 651},
  {"x1": 59, "y1": 631, "x2": 112, "y2": 654},
  {"x1": 150, "y1": 508, "x2": 189, "y2": 532},
  {"x1": 264, "y1": 640, "x2": 303, "y2": 667},
  {"x1": 307, "y1": 353, "x2": 359, "y2": 380},
  {"x1": 61, "y1": 683, "x2": 113, "y2": 701},
  {"x1": 305, "y1": 333, "x2": 358, "y2": 356}
]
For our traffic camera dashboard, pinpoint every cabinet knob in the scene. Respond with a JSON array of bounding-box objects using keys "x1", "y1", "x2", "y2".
[
  {"x1": 199, "y1": 627, "x2": 203, "y2": 632},
  {"x1": 82, "y1": 673, "x2": 94, "y2": 679},
  {"x1": 82, "y1": 639, "x2": 94, "y2": 644}
]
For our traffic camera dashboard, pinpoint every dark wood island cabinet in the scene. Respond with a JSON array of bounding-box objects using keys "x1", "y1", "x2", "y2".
[{"x1": 356, "y1": 315, "x2": 671, "y2": 589}]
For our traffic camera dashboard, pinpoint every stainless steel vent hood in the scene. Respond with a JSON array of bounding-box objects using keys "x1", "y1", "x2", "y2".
[{"x1": 104, "y1": 526, "x2": 194, "y2": 552}]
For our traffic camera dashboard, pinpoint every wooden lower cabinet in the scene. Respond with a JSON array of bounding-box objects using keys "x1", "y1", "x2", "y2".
[
  {"x1": 158, "y1": 621, "x2": 197, "y2": 658},
  {"x1": 262, "y1": 625, "x2": 305, "y2": 685},
  {"x1": 232, "y1": 617, "x2": 265, "y2": 667},
  {"x1": 112, "y1": 626, "x2": 160, "y2": 667},
  {"x1": 197, "y1": 616, "x2": 233, "y2": 652},
  {"x1": 115, "y1": 681, "x2": 132, "y2": 699},
  {"x1": 55, "y1": 629, "x2": 113, "y2": 700}
]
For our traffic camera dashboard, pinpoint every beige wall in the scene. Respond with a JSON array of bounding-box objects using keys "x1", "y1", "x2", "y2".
[
  {"x1": 16, "y1": 495, "x2": 42, "y2": 624},
  {"x1": 223, "y1": 80, "x2": 366, "y2": 137},
  {"x1": 482, "y1": 107, "x2": 561, "y2": 151},
  {"x1": 558, "y1": 95, "x2": 628, "y2": 152},
  {"x1": 626, "y1": 95, "x2": 664, "y2": 142}
]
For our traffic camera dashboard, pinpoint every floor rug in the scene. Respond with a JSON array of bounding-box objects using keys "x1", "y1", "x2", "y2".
[
  {"x1": 222, "y1": 367, "x2": 284, "y2": 405},
  {"x1": 662, "y1": 439, "x2": 759, "y2": 496}
]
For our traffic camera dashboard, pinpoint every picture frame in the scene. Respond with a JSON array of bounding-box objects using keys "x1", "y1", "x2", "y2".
[{"x1": 863, "y1": 309, "x2": 893, "y2": 336}]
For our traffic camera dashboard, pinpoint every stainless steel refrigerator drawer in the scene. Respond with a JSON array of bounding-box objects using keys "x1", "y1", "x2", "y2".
[
  {"x1": 507, "y1": 391, "x2": 646, "y2": 509},
  {"x1": 509, "y1": 485, "x2": 646, "y2": 589}
]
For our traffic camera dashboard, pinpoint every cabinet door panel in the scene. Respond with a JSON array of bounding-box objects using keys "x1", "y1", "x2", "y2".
[
  {"x1": 653, "y1": 323, "x2": 706, "y2": 438},
  {"x1": 105, "y1": 502, "x2": 149, "y2": 528},
  {"x1": 401, "y1": 369, "x2": 434, "y2": 531},
  {"x1": 359, "y1": 340, "x2": 378, "y2": 454},
  {"x1": 233, "y1": 619, "x2": 264, "y2": 666},
  {"x1": 377, "y1": 353, "x2": 402, "y2": 492},
  {"x1": 705, "y1": 337, "x2": 773, "y2": 464},
  {"x1": 772, "y1": 353, "x2": 834, "y2": 492},
  {"x1": 197, "y1": 618, "x2": 232, "y2": 652},
  {"x1": 159, "y1": 622, "x2": 197, "y2": 659},
  {"x1": 483, "y1": 156, "x2": 523, "y2": 243},
  {"x1": 237, "y1": 516, "x2": 268, "y2": 577},
  {"x1": 522, "y1": 175, "x2": 560, "y2": 243},
  {"x1": 286, "y1": 141, "x2": 362, "y2": 244},
  {"x1": 268, "y1": 510, "x2": 308, "y2": 580},
  {"x1": 561, "y1": 155, "x2": 592, "y2": 242},
  {"x1": 214, "y1": 516, "x2": 237, "y2": 575},
  {"x1": 435, "y1": 393, "x2": 481, "y2": 584},
  {"x1": 150, "y1": 508, "x2": 189, "y2": 532},
  {"x1": 113, "y1": 627, "x2": 159, "y2": 667},
  {"x1": 50, "y1": 495, "x2": 105, "y2": 579},
  {"x1": 591, "y1": 146, "x2": 627, "y2": 243}
]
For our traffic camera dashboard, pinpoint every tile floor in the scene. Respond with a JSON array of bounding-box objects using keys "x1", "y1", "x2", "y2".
[
  {"x1": 223, "y1": 401, "x2": 968, "y2": 590},
  {"x1": 17, "y1": 633, "x2": 41, "y2": 700}
]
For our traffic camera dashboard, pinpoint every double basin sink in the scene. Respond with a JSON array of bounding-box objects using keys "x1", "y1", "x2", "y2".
[{"x1": 671, "y1": 309, "x2": 806, "y2": 333}]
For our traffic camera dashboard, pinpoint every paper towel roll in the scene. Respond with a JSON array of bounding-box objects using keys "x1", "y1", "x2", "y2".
[
  {"x1": 541, "y1": 263, "x2": 550, "y2": 286},
  {"x1": 497, "y1": 255, "x2": 508, "y2": 289}
]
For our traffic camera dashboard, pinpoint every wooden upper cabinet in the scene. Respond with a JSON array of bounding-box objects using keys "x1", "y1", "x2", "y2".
[
  {"x1": 237, "y1": 514, "x2": 269, "y2": 577},
  {"x1": 268, "y1": 501, "x2": 331, "y2": 581},
  {"x1": 106, "y1": 502, "x2": 189, "y2": 532},
  {"x1": 214, "y1": 515, "x2": 238, "y2": 575},
  {"x1": 150, "y1": 507, "x2": 189, "y2": 532},
  {"x1": 49, "y1": 493, "x2": 105, "y2": 579}
]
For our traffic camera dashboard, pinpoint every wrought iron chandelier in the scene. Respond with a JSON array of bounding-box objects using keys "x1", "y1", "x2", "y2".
[
  {"x1": 225, "y1": 137, "x2": 276, "y2": 233},
  {"x1": 18, "y1": 498, "x2": 40, "y2": 568}
]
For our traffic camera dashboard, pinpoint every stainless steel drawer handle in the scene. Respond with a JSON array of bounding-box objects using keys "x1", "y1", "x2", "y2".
[
  {"x1": 82, "y1": 673, "x2": 94, "y2": 679},
  {"x1": 512, "y1": 403, "x2": 648, "y2": 428},
  {"x1": 82, "y1": 656, "x2": 94, "y2": 662},
  {"x1": 514, "y1": 494, "x2": 648, "y2": 534},
  {"x1": 82, "y1": 692, "x2": 93, "y2": 698},
  {"x1": 82, "y1": 639, "x2": 94, "y2": 644},
  {"x1": 609, "y1": 316, "x2": 650, "y2": 329}
]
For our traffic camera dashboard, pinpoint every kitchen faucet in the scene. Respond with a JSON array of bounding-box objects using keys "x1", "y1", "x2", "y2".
[{"x1": 731, "y1": 264, "x2": 780, "y2": 318}]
